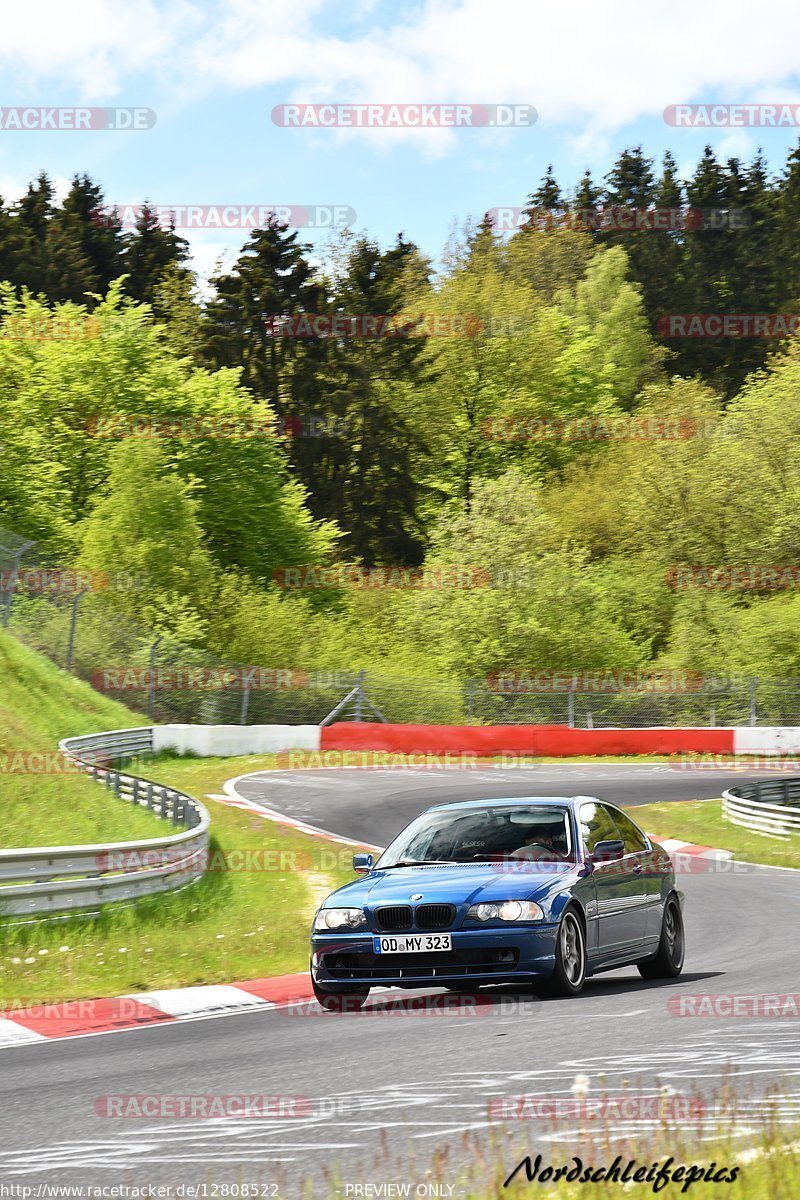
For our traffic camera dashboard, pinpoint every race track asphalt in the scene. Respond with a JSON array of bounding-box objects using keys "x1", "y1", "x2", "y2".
[{"x1": 1, "y1": 763, "x2": 797, "y2": 1196}]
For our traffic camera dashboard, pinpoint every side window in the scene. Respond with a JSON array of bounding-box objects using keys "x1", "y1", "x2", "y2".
[
  {"x1": 609, "y1": 807, "x2": 649, "y2": 855},
  {"x1": 578, "y1": 802, "x2": 621, "y2": 854}
]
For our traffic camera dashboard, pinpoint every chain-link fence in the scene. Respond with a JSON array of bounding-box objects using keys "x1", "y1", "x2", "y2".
[{"x1": 2, "y1": 526, "x2": 800, "y2": 728}]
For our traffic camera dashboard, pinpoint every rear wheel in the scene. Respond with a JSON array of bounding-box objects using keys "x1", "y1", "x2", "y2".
[
  {"x1": 537, "y1": 908, "x2": 586, "y2": 997},
  {"x1": 637, "y1": 896, "x2": 684, "y2": 979},
  {"x1": 311, "y1": 975, "x2": 370, "y2": 1012}
]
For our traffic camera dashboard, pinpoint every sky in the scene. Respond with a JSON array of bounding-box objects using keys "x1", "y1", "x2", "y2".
[{"x1": 3, "y1": 0, "x2": 800, "y2": 284}]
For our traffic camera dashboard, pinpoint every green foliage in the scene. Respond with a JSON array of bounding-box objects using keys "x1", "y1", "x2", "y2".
[
  {"x1": 4, "y1": 159, "x2": 800, "y2": 700},
  {"x1": 76, "y1": 438, "x2": 215, "y2": 638}
]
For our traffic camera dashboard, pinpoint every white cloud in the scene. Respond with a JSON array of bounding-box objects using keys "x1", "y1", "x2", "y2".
[
  {"x1": 0, "y1": 0, "x2": 192, "y2": 96},
  {"x1": 1, "y1": 0, "x2": 800, "y2": 148},
  {"x1": 0, "y1": 173, "x2": 72, "y2": 204},
  {"x1": 181, "y1": 0, "x2": 800, "y2": 153}
]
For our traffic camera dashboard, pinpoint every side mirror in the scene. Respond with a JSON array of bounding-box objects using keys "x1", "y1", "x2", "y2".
[
  {"x1": 592, "y1": 839, "x2": 625, "y2": 863},
  {"x1": 353, "y1": 853, "x2": 374, "y2": 875}
]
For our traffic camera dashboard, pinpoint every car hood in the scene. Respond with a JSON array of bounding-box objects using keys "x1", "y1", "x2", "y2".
[{"x1": 325, "y1": 862, "x2": 581, "y2": 908}]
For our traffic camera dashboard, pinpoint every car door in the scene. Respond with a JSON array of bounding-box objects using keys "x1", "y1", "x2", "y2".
[
  {"x1": 607, "y1": 804, "x2": 664, "y2": 947},
  {"x1": 578, "y1": 801, "x2": 646, "y2": 964}
]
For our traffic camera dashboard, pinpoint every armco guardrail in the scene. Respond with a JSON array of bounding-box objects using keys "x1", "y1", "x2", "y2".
[
  {"x1": 0, "y1": 727, "x2": 209, "y2": 918},
  {"x1": 722, "y1": 777, "x2": 800, "y2": 838}
]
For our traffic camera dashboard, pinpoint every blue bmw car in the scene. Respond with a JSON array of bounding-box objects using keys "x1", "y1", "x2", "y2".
[{"x1": 310, "y1": 796, "x2": 685, "y2": 1009}]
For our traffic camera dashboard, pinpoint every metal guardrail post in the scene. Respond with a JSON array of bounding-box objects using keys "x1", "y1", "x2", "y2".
[
  {"x1": 65, "y1": 586, "x2": 89, "y2": 672},
  {"x1": 354, "y1": 670, "x2": 365, "y2": 721},
  {"x1": 1, "y1": 539, "x2": 35, "y2": 628},
  {"x1": 567, "y1": 680, "x2": 576, "y2": 729},
  {"x1": 147, "y1": 636, "x2": 163, "y2": 719},
  {"x1": 240, "y1": 671, "x2": 252, "y2": 725},
  {"x1": 749, "y1": 679, "x2": 758, "y2": 726}
]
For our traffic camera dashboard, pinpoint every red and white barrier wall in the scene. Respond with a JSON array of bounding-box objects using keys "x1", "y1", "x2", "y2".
[
  {"x1": 318, "y1": 723, "x2": 733, "y2": 756},
  {"x1": 732, "y1": 727, "x2": 800, "y2": 755},
  {"x1": 152, "y1": 724, "x2": 321, "y2": 756},
  {"x1": 151, "y1": 722, "x2": 800, "y2": 758}
]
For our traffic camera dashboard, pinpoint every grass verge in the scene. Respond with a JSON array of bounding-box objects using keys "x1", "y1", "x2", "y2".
[
  {"x1": 316, "y1": 1108, "x2": 800, "y2": 1199},
  {"x1": 633, "y1": 798, "x2": 800, "y2": 869},
  {"x1": 0, "y1": 749, "x2": 363, "y2": 1006},
  {"x1": 0, "y1": 630, "x2": 167, "y2": 848}
]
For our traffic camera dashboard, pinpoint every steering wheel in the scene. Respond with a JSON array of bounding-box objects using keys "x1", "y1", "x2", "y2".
[{"x1": 511, "y1": 842, "x2": 563, "y2": 859}]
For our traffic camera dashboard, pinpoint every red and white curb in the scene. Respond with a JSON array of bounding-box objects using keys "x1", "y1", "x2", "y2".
[
  {"x1": 0, "y1": 973, "x2": 320, "y2": 1049},
  {"x1": 651, "y1": 837, "x2": 732, "y2": 863}
]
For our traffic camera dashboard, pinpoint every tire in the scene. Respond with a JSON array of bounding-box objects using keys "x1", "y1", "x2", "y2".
[
  {"x1": 638, "y1": 896, "x2": 685, "y2": 979},
  {"x1": 538, "y1": 908, "x2": 587, "y2": 997},
  {"x1": 311, "y1": 975, "x2": 370, "y2": 1012}
]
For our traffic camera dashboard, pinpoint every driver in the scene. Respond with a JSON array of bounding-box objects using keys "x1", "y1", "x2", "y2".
[{"x1": 509, "y1": 828, "x2": 560, "y2": 861}]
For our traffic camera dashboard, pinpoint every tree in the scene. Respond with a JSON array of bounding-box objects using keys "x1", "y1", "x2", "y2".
[
  {"x1": 522, "y1": 164, "x2": 562, "y2": 227},
  {"x1": 202, "y1": 217, "x2": 324, "y2": 410},
  {"x1": 77, "y1": 438, "x2": 215, "y2": 639},
  {"x1": 56, "y1": 175, "x2": 125, "y2": 295},
  {"x1": 312, "y1": 233, "x2": 434, "y2": 562},
  {"x1": 123, "y1": 204, "x2": 192, "y2": 319},
  {"x1": 387, "y1": 471, "x2": 648, "y2": 679},
  {"x1": 557, "y1": 245, "x2": 664, "y2": 406}
]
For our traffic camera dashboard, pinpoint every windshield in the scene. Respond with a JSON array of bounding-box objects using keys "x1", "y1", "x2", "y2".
[{"x1": 377, "y1": 804, "x2": 573, "y2": 867}]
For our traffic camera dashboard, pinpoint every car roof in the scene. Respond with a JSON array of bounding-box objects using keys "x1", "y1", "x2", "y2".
[{"x1": 423, "y1": 795, "x2": 601, "y2": 814}]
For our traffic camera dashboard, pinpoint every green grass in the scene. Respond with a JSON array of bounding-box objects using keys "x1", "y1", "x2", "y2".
[
  {"x1": 631, "y1": 798, "x2": 800, "y2": 870},
  {"x1": 0, "y1": 630, "x2": 167, "y2": 848},
  {"x1": 0, "y1": 747, "x2": 364, "y2": 1005},
  {"x1": 456, "y1": 1128, "x2": 800, "y2": 1200},
  {"x1": 312, "y1": 1099, "x2": 800, "y2": 1199}
]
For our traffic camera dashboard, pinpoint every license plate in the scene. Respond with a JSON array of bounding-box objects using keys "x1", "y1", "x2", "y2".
[{"x1": 373, "y1": 934, "x2": 452, "y2": 954}]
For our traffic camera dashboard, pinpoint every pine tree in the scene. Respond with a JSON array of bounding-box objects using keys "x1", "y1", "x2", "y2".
[
  {"x1": 522, "y1": 165, "x2": 562, "y2": 228},
  {"x1": 123, "y1": 204, "x2": 191, "y2": 318},
  {"x1": 56, "y1": 175, "x2": 124, "y2": 294},
  {"x1": 201, "y1": 217, "x2": 324, "y2": 408},
  {"x1": 306, "y1": 234, "x2": 432, "y2": 564}
]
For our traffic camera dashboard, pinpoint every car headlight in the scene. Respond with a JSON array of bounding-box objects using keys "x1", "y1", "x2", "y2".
[
  {"x1": 313, "y1": 907, "x2": 368, "y2": 931},
  {"x1": 467, "y1": 900, "x2": 545, "y2": 922}
]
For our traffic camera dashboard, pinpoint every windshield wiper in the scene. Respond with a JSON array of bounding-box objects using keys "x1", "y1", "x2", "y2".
[{"x1": 376, "y1": 859, "x2": 453, "y2": 869}]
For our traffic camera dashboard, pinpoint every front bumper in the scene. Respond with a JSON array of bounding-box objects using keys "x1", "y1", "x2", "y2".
[{"x1": 311, "y1": 925, "x2": 559, "y2": 989}]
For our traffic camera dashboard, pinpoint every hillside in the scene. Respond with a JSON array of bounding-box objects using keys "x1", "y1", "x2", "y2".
[{"x1": 0, "y1": 630, "x2": 166, "y2": 848}]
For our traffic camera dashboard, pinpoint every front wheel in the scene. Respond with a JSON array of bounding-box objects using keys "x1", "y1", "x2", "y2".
[
  {"x1": 538, "y1": 909, "x2": 586, "y2": 997},
  {"x1": 637, "y1": 896, "x2": 684, "y2": 979},
  {"x1": 311, "y1": 975, "x2": 370, "y2": 1012}
]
